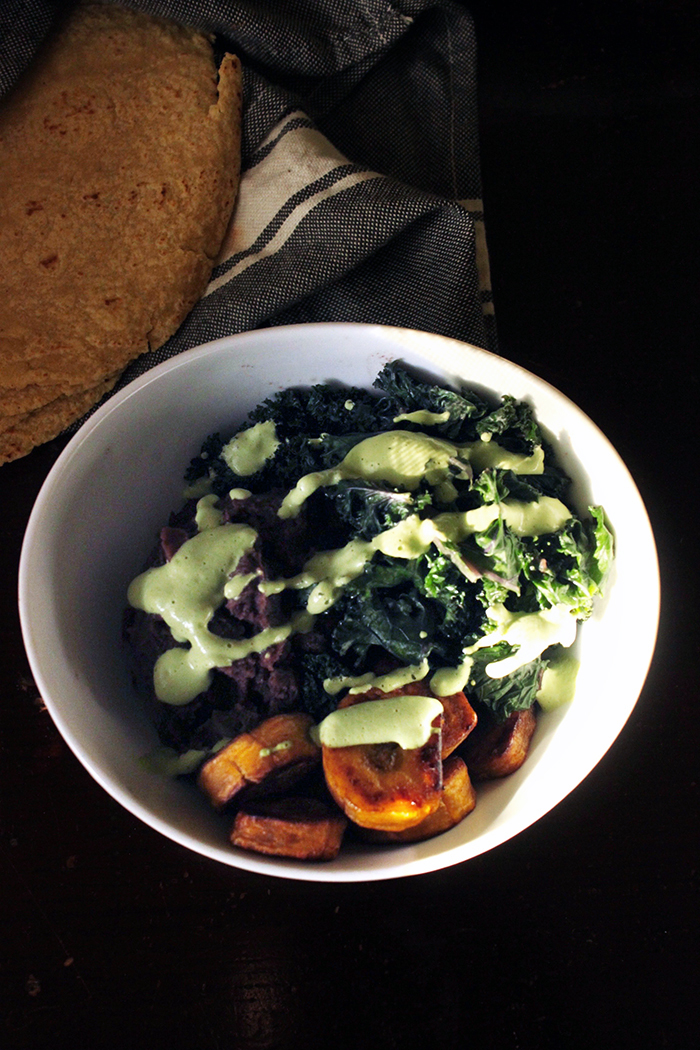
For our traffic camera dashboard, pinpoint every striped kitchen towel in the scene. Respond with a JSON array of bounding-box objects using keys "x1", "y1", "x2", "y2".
[{"x1": 1, "y1": 0, "x2": 495, "y2": 400}]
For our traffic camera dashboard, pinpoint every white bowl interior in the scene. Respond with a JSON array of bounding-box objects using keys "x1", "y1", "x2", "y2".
[{"x1": 19, "y1": 323, "x2": 659, "y2": 881}]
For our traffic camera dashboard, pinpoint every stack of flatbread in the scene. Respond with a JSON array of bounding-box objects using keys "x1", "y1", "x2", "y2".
[{"x1": 0, "y1": 1, "x2": 242, "y2": 464}]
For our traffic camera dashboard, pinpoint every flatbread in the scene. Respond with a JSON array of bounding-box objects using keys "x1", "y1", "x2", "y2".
[
  {"x1": 0, "y1": 375, "x2": 119, "y2": 465},
  {"x1": 0, "y1": 1, "x2": 242, "y2": 463}
]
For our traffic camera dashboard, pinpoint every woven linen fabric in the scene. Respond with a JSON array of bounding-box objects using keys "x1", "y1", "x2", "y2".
[{"x1": 0, "y1": 0, "x2": 495, "y2": 405}]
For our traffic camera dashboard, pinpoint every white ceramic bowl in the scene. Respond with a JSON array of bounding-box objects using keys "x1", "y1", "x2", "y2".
[{"x1": 19, "y1": 323, "x2": 659, "y2": 881}]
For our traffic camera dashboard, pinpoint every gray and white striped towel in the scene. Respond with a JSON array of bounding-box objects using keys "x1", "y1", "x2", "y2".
[{"x1": 1, "y1": 0, "x2": 495, "y2": 405}]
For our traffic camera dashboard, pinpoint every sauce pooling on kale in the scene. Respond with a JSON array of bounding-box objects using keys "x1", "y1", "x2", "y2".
[{"x1": 124, "y1": 361, "x2": 612, "y2": 760}]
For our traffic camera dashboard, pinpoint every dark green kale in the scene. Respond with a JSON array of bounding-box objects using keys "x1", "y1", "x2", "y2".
[
  {"x1": 297, "y1": 652, "x2": 353, "y2": 723},
  {"x1": 374, "y1": 361, "x2": 543, "y2": 455},
  {"x1": 533, "y1": 444, "x2": 571, "y2": 500},
  {"x1": 417, "y1": 547, "x2": 489, "y2": 660},
  {"x1": 331, "y1": 549, "x2": 486, "y2": 671},
  {"x1": 184, "y1": 432, "x2": 227, "y2": 489},
  {"x1": 519, "y1": 507, "x2": 613, "y2": 618},
  {"x1": 470, "y1": 468, "x2": 512, "y2": 506},
  {"x1": 588, "y1": 506, "x2": 615, "y2": 588},
  {"x1": 472, "y1": 466, "x2": 570, "y2": 505},
  {"x1": 325, "y1": 479, "x2": 432, "y2": 540},
  {"x1": 374, "y1": 361, "x2": 488, "y2": 441},
  {"x1": 332, "y1": 556, "x2": 435, "y2": 667},
  {"x1": 175, "y1": 363, "x2": 612, "y2": 742},
  {"x1": 475, "y1": 395, "x2": 541, "y2": 453},
  {"x1": 186, "y1": 430, "x2": 373, "y2": 497},
  {"x1": 247, "y1": 383, "x2": 395, "y2": 437},
  {"x1": 470, "y1": 514, "x2": 525, "y2": 592},
  {"x1": 467, "y1": 644, "x2": 546, "y2": 721},
  {"x1": 333, "y1": 583, "x2": 437, "y2": 668}
]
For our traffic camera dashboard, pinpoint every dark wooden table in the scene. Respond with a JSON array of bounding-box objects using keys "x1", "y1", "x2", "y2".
[{"x1": 2, "y1": 3, "x2": 698, "y2": 1047}]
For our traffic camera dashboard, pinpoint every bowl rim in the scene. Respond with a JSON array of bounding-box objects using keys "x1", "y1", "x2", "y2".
[{"x1": 18, "y1": 322, "x2": 661, "y2": 881}]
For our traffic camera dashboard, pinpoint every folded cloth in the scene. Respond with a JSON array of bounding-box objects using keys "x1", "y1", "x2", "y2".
[{"x1": 1, "y1": 0, "x2": 495, "y2": 407}]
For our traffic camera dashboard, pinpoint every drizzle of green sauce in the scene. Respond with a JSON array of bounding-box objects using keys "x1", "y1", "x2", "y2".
[
  {"x1": 323, "y1": 658, "x2": 430, "y2": 697},
  {"x1": 430, "y1": 602, "x2": 578, "y2": 695},
  {"x1": 314, "y1": 694, "x2": 444, "y2": 749},
  {"x1": 221, "y1": 420, "x2": 280, "y2": 477},
  {"x1": 278, "y1": 430, "x2": 545, "y2": 519},
  {"x1": 434, "y1": 496, "x2": 572, "y2": 542},
  {"x1": 536, "y1": 650, "x2": 580, "y2": 710},
  {"x1": 223, "y1": 572, "x2": 260, "y2": 601},
  {"x1": 183, "y1": 473, "x2": 214, "y2": 500},
  {"x1": 258, "y1": 740, "x2": 293, "y2": 758},
  {"x1": 195, "y1": 493, "x2": 224, "y2": 531},
  {"x1": 128, "y1": 523, "x2": 313, "y2": 705},
  {"x1": 457, "y1": 440, "x2": 544, "y2": 474},
  {"x1": 393, "y1": 409, "x2": 451, "y2": 426},
  {"x1": 152, "y1": 611, "x2": 314, "y2": 706}
]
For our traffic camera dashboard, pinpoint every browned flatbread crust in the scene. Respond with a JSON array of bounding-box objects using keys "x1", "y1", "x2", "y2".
[
  {"x1": 0, "y1": 375, "x2": 119, "y2": 465},
  {"x1": 0, "y1": 1, "x2": 242, "y2": 463}
]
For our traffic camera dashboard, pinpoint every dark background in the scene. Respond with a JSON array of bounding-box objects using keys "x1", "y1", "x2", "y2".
[{"x1": 1, "y1": 2, "x2": 698, "y2": 1047}]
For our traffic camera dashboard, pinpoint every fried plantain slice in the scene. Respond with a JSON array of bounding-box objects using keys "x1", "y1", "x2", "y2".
[
  {"x1": 360, "y1": 754, "x2": 477, "y2": 844},
  {"x1": 321, "y1": 689, "x2": 443, "y2": 833},
  {"x1": 231, "y1": 797, "x2": 347, "y2": 861},
  {"x1": 438, "y1": 689, "x2": 478, "y2": 758},
  {"x1": 197, "y1": 712, "x2": 320, "y2": 809},
  {"x1": 461, "y1": 706, "x2": 537, "y2": 780}
]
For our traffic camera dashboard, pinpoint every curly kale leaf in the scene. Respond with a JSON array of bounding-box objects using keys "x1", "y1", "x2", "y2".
[
  {"x1": 472, "y1": 466, "x2": 570, "y2": 505},
  {"x1": 247, "y1": 383, "x2": 395, "y2": 437},
  {"x1": 418, "y1": 548, "x2": 489, "y2": 661},
  {"x1": 332, "y1": 549, "x2": 486, "y2": 670},
  {"x1": 469, "y1": 514, "x2": 525, "y2": 591},
  {"x1": 332, "y1": 556, "x2": 434, "y2": 666},
  {"x1": 475, "y1": 395, "x2": 541, "y2": 453},
  {"x1": 297, "y1": 652, "x2": 353, "y2": 723},
  {"x1": 519, "y1": 508, "x2": 613, "y2": 619},
  {"x1": 334, "y1": 586, "x2": 436, "y2": 668},
  {"x1": 588, "y1": 506, "x2": 614, "y2": 589},
  {"x1": 184, "y1": 432, "x2": 227, "y2": 488},
  {"x1": 470, "y1": 468, "x2": 512, "y2": 506},
  {"x1": 373, "y1": 361, "x2": 489, "y2": 441},
  {"x1": 186, "y1": 429, "x2": 376, "y2": 497},
  {"x1": 326, "y1": 479, "x2": 432, "y2": 540},
  {"x1": 468, "y1": 644, "x2": 546, "y2": 720}
]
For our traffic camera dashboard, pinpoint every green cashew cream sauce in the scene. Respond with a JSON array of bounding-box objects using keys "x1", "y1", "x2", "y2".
[
  {"x1": 128, "y1": 424, "x2": 579, "y2": 742},
  {"x1": 278, "y1": 429, "x2": 545, "y2": 518},
  {"x1": 312, "y1": 694, "x2": 444, "y2": 750},
  {"x1": 221, "y1": 420, "x2": 280, "y2": 477}
]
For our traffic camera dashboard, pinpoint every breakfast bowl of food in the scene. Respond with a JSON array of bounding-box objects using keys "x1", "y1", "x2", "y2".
[{"x1": 18, "y1": 323, "x2": 659, "y2": 881}]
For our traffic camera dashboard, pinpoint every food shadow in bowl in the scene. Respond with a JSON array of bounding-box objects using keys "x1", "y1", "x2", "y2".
[{"x1": 19, "y1": 323, "x2": 658, "y2": 881}]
